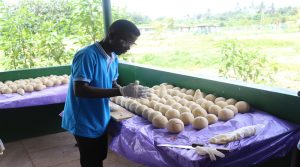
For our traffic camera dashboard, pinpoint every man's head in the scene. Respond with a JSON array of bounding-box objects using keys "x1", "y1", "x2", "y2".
[{"x1": 106, "y1": 19, "x2": 140, "y2": 55}]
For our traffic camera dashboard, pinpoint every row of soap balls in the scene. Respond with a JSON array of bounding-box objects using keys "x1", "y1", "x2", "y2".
[
  {"x1": 111, "y1": 94, "x2": 249, "y2": 134},
  {"x1": 111, "y1": 96, "x2": 217, "y2": 133},
  {"x1": 149, "y1": 83, "x2": 250, "y2": 119},
  {"x1": 0, "y1": 74, "x2": 69, "y2": 95},
  {"x1": 151, "y1": 83, "x2": 250, "y2": 112}
]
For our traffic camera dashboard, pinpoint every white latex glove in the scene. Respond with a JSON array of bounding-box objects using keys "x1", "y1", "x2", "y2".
[
  {"x1": 0, "y1": 139, "x2": 5, "y2": 155},
  {"x1": 195, "y1": 146, "x2": 225, "y2": 161},
  {"x1": 119, "y1": 81, "x2": 150, "y2": 98},
  {"x1": 209, "y1": 124, "x2": 265, "y2": 144}
]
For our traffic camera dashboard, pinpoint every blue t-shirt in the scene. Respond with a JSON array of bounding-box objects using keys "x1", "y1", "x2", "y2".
[{"x1": 62, "y1": 42, "x2": 119, "y2": 138}]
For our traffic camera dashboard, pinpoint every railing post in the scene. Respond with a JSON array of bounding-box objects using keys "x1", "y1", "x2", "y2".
[{"x1": 102, "y1": 0, "x2": 112, "y2": 36}]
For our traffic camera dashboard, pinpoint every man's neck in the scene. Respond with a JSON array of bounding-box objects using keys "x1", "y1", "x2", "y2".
[{"x1": 99, "y1": 40, "x2": 112, "y2": 57}]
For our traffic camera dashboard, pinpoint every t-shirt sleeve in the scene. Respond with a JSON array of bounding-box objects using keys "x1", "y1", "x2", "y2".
[{"x1": 71, "y1": 49, "x2": 95, "y2": 83}]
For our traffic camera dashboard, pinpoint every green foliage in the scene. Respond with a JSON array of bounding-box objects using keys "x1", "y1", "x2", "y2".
[
  {"x1": 218, "y1": 39, "x2": 278, "y2": 84},
  {"x1": 0, "y1": 0, "x2": 105, "y2": 70}
]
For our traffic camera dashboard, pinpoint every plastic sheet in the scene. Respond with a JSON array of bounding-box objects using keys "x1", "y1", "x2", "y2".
[
  {"x1": 109, "y1": 109, "x2": 300, "y2": 167},
  {"x1": 0, "y1": 85, "x2": 68, "y2": 109}
]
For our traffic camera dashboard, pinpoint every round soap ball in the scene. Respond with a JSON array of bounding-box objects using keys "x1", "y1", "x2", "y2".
[
  {"x1": 173, "y1": 87, "x2": 181, "y2": 91},
  {"x1": 226, "y1": 98, "x2": 237, "y2": 105},
  {"x1": 152, "y1": 85, "x2": 160, "y2": 90},
  {"x1": 206, "y1": 114, "x2": 218, "y2": 124},
  {"x1": 152, "y1": 115, "x2": 168, "y2": 128},
  {"x1": 171, "y1": 90, "x2": 180, "y2": 96},
  {"x1": 177, "y1": 92, "x2": 186, "y2": 98},
  {"x1": 166, "y1": 99, "x2": 177, "y2": 106},
  {"x1": 172, "y1": 96, "x2": 181, "y2": 102},
  {"x1": 215, "y1": 101, "x2": 228, "y2": 108},
  {"x1": 129, "y1": 102, "x2": 139, "y2": 113},
  {"x1": 224, "y1": 105, "x2": 238, "y2": 115},
  {"x1": 205, "y1": 94, "x2": 216, "y2": 102},
  {"x1": 159, "y1": 105, "x2": 172, "y2": 115},
  {"x1": 148, "y1": 111, "x2": 163, "y2": 122},
  {"x1": 192, "y1": 107, "x2": 207, "y2": 117},
  {"x1": 165, "y1": 84, "x2": 174, "y2": 89},
  {"x1": 24, "y1": 85, "x2": 34, "y2": 92},
  {"x1": 208, "y1": 105, "x2": 222, "y2": 115},
  {"x1": 149, "y1": 101, "x2": 159, "y2": 109},
  {"x1": 180, "y1": 88, "x2": 187, "y2": 93},
  {"x1": 193, "y1": 89, "x2": 202, "y2": 98},
  {"x1": 140, "y1": 98, "x2": 151, "y2": 107},
  {"x1": 192, "y1": 117, "x2": 208, "y2": 130},
  {"x1": 61, "y1": 78, "x2": 69, "y2": 84},
  {"x1": 9, "y1": 84, "x2": 18, "y2": 93},
  {"x1": 158, "y1": 98, "x2": 167, "y2": 104},
  {"x1": 2, "y1": 87, "x2": 13, "y2": 94},
  {"x1": 115, "y1": 96, "x2": 123, "y2": 105},
  {"x1": 125, "y1": 99, "x2": 135, "y2": 109},
  {"x1": 180, "y1": 112, "x2": 194, "y2": 125},
  {"x1": 120, "y1": 98, "x2": 128, "y2": 107},
  {"x1": 34, "y1": 84, "x2": 46, "y2": 91},
  {"x1": 184, "y1": 95, "x2": 194, "y2": 101},
  {"x1": 166, "y1": 118, "x2": 184, "y2": 133},
  {"x1": 184, "y1": 101, "x2": 195, "y2": 108},
  {"x1": 17, "y1": 88, "x2": 25, "y2": 95},
  {"x1": 201, "y1": 101, "x2": 214, "y2": 111},
  {"x1": 185, "y1": 89, "x2": 195, "y2": 96},
  {"x1": 188, "y1": 103, "x2": 200, "y2": 112},
  {"x1": 135, "y1": 105, "x2": 148, "y2": 115},
  {"x1": 195, "y1": 98, "x2": 207, "y2": 105},
  {"x1": 45, "y1": 80, "x2": 54, "y2": 87},
  {"x1": 171, "y1": 103, "x2": 182, "y2": 110},
  {"x1": 178, "y1": 106, "x2": 191, "y2": 114},
  {"x1": 53, "y1": 79, "x2": 62, "y2": 86},
  {"x1": 142, "y1": 108, "x2": 155, "y2": 120},
  {"x1": 235, "y1": 101, "x2": 250, "y2": 113},
  {"x1": 214, "y1": 97, "x2": 226, "y2": 103},
  {"x1": 178, "y1": 99, "x2": 189, "y2": 106},
  {"x1": 154, "y1": 103, "x2": 163, "y2": 111},
  {"x1": 165, "y1": 109, "x2": 180, "y2": 120},
  {"x1": 218, "y1": 109, "x2": 234, "y2": 121}
]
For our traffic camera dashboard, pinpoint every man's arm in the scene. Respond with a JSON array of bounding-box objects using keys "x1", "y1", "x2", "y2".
[
  {"x1": 112, "y1": 80, "x2": 121, "y2": 89},
  {"x1": 74, "y1": 81, "x2": 121, "y2": 98}
]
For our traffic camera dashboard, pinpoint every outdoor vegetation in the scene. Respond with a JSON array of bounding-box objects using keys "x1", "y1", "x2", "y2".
[{"x1": 0, "y1": 0, "x2": 299, "y2": 90}]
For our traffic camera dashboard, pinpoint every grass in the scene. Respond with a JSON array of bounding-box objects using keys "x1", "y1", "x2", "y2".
[
  {"x1": 1, "y1": 28, "x2": 299, "y2": 91},
  {"x1": 125, "y1": 30, "x2": 300, "y2": 91}
]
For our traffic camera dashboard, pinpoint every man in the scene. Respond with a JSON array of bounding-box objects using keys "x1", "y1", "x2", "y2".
[{"x1": 62, "y1": 19, "x2": 148, "y2": 167}]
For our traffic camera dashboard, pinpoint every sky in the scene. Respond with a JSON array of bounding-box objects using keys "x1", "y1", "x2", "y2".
[
  {"x1": 112, "y1": 0, "x2": 300, "y2": 18},
  {"x1": 4, "y1": 0, "x2": 300, "y2": 19}
]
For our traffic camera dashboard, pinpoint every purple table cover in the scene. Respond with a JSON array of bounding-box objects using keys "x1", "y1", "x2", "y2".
[
  {"x1": 110, "y1": 109, "x2": 300, "y2": 167},
  {"x1": 0, "y1": 85, "x2": 68, "y2": 109}
]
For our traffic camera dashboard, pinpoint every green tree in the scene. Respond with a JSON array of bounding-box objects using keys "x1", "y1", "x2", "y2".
[
  {"x1": 0, "y1": 0, "x2": 107, "y2": 70},
  {"x1": 218, "y1": 40, "x2": 278, "y2": 84}
]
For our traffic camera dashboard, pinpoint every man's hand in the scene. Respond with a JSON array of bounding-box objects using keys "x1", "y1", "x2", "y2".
[{"x1": 119, "y1": 81, "x2": 150, "y2": 98}]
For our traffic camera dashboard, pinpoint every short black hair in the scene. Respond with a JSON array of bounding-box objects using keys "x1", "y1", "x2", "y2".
[{"x1": 109, "y1": 19, "x2": 140, "y2": 37}]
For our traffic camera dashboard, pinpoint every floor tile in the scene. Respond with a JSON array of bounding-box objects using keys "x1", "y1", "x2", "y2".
[
  {"x1": 21, "y1": 132, "x2": 75, "y2": 153},
  {"x1": 50, "y1": 159, "x2": 80, "y2": 167},
  {"x1": 0, "y1": 141, "x2": 34, "y2": 167},
  {"x1": 29, "y1": 143, "x2": 79, "y2": 167}
]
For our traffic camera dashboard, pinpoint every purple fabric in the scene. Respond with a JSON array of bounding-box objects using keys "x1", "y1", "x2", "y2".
[
  {"x1": 110, "y1": 109, "x2": 300, "y2": 167},
  {"x1": 0, "y1": 85, "x2": 68, "y2": 109}
]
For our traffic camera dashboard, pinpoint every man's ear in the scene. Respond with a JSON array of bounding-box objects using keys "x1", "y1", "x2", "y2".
[{"x1": 107, "y1": 32, "x2": 116, "y2": 44}]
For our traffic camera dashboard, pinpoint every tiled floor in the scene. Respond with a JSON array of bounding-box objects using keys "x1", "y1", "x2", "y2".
[{"x1": 0, "y1": 132, "x2": 143, "y2": 167}]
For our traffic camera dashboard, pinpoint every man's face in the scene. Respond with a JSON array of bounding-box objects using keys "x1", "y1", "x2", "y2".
[{"x1": 109, "y1": 33, "x2": 137, "y2": 55}]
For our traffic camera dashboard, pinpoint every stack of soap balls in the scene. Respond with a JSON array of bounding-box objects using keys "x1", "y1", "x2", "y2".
[
  {"x1": 0, "y1": 74, "x2": 70, "y2": 96},
  {"x1": 111, "y1": 83, "x2": 251, "y2": 134}
]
